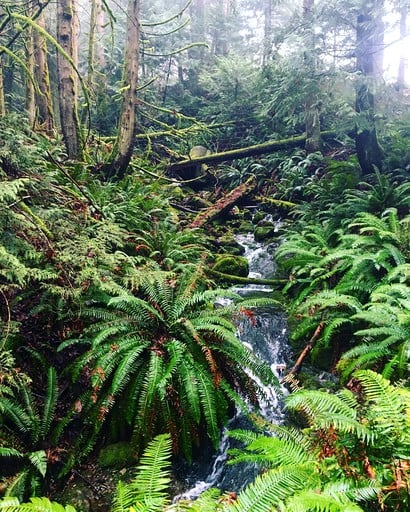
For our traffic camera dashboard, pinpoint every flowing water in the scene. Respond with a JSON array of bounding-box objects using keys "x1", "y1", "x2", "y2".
[{"x1": 174, "y1": 233, "x2": 291, "y2": 501}]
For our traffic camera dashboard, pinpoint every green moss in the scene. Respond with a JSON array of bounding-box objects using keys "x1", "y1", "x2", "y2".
[
  {"x1": 238, "y1": 220, "x2": 254, "y2": 233},
  {"x1": 254, "y1": 225, "x2": 277, "y2": 242},
  {"x1": 98, "y1": 442, "x2": 135, "y2": 468},
  {"x1": 212, "y1": 254, "x2": 249, "y2": 277}
]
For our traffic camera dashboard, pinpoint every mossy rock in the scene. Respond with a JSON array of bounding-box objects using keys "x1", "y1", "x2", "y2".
[
  {"x1": 168, "y1": 184, "x2": 185, "y2": 199},
  {"x1": 238, "y1": 220, "x2": 254, "y2": 233},
  {"x1": 217, "y1": 234, "x2": 245, "y2": 255},
  {"x1": 212, "y1": 254, "x2": 249, "y2": 277},
  {"x1": 98, "y1": 442, "x2": 135, "y2": 468},
  {"x1": 252, "y1": 211, "x2": 266, "y2": 224},
  {"x1": 254, "y1": 224, "x2": 277, "y2": 242}
]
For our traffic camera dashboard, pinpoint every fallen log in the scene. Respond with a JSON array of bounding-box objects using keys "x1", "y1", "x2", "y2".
[
  {"x1": 207, "y1": 268, "x2": 287, "y2": 286},
  {"x1": 189, "y1": 177, "x2": 257, "y2": 228},
  {"x1": 167, "y1": 130, "x2": 338, "y2": 172}
]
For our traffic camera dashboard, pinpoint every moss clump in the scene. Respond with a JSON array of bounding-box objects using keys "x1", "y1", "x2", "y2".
[
  {"x1": 254, "y1": 224, "x2": 277, "y2": 241},
  {"x1": 98, "y1": 442, "x2": 135, "y2": 468},
  {"x1": 212, "y1": 254, "x2": 249, "y2": 277}
]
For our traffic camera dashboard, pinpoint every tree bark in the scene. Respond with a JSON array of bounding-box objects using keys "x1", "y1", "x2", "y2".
[
  {"x1": 284, "y1": 322, "x2": 324, "y2": 378},
  {"x1": 57, "y1": 0, "x2": 82, "y2": 159},
  {"x1": 189, "y1": 177, "x2": 257, "y2": 228},
  {"x1": 27, "y1": 22, "x2": 36, "y2": 128},
  {"x1": 87, "y1": 0, "x2": 106, "y2": 86},
  {"x1": 0, "y1": 57, "x2": 5, "y2": 117},
  {"x1": 263, "y1": 0, "x2": 273, "y2": 67},
  {"x1": 303, "y1": 0, "x2": 322, "y2": 153},
  {"x1": 104, "y1": 0, "x2": 141, "y2": 179},
  {"x1": 397, "y1": 6, "x2": 407, "y2": 90},
  {"x1": 32, "y1": 4, "x2": 55, "y2": 134},
  {"x1": 355, "y1": 0, "x2": 384, "y2": 173}
]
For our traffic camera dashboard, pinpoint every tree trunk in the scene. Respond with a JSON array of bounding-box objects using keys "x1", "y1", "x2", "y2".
[
  {"x1": 263, "y1": 0, "x2": 273, "y2": 67},
  {"x1": 397, "y1": 6, "x2": 407, "y2": 90},
  {"x1": 104, "y1": 0, "x2": 141, "y2": 179},
  {"x1": 0, "y1": 58, "x2": 5, "y2": 117},
  {"x1": 57, "y1": 0, "x2": 82, "y2": 159},
  {"x1": 189, "y1": 177, "x2": 257, "y2": 228},
  {"x1": 189, "y1": 0, "x2": 206, "y2": 61},
  {"x1": 33, "y1": 5, "x2": 55, "y2": 134},
  {"x1": 303, "y1": 0, "x2": 322, "y2": 153},
  {"x1": 355, "y1": 0, "x2": 384, "y2": 173},
  {"x1": 27, "y1": 22, "x2": 36, "y2": 128},
  {"x1": 212, "y1": 0, "x2": 235, "y2": 57},
  {"x1": 87, "y1": 0, "x2": 106, "y2": 86}
]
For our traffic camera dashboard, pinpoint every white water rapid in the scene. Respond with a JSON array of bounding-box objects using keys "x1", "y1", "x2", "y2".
[{"x1": 174, "y1": 233, "x2": 290, "y2": 501}]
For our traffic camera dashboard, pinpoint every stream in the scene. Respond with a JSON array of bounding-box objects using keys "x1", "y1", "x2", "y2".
[{"x1": 174, "y1": 233, "x2": 290, "y2": 500}]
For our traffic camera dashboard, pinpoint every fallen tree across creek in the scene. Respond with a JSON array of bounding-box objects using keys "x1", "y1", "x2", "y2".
[{"x1": 167, "y1": 130, "x2": 339, "y2": 173}]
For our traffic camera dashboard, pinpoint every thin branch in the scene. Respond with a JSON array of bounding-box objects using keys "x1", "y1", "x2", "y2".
[
  {"x1": 46, "y1": 152, "x2": 105, "y2": 218},
  {"x1": 142, "y1": 0, "x2": 192, "y2": 27},
  {"x1": 0, "y1": 289, "x2": 11, "y2": 350}
]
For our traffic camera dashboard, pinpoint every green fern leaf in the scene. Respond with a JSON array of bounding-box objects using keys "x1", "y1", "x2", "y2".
[
  {"x1": 225, "y1": 465, "x2": 317, "y2": 512},
  {"x1": 197, "y1": 370, "x2": 220, "y2": 449}
]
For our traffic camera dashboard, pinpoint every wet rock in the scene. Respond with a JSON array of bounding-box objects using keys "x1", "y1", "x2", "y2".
[{"x1": 254, "y1": 225, "x2": 277, "y2": 242}]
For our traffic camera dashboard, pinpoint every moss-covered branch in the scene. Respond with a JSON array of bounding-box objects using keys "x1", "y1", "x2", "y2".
[
  {"x1": 167, "y1": 131, "x2": 339, "y2": 172},
  {"x1": 207, "y1": 269, "x2": 287, "y2": 286}
]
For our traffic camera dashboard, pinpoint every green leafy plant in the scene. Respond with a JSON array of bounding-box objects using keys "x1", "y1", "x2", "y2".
[
  {"x1": 344, "y1": 170, "x2": 410, "y2": 217},
  {"x1": 60, "y1": 270, "x2": 278, "y2": 461},
  {"x1": 0, "y1": 497, "x2": 76, "y2": 512},
  {"x1": 338, "y1": 264, "x2": 410, "y2": 380},
  {"x1": 0, "y1": 351, "x2": 59, "y2": 500},
  {"x1": 227, "y1": 370, "x2": 409, "y2": 512}
]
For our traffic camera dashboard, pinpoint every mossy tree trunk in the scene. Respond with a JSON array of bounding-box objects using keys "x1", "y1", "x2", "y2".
[
  {"x1": 355, "y1": 0, "x2": 384, "y2": 173},
  {"x1": 57, "y1": 0, "x2": 82, "y2": 159},
  {"x1": 167, "y1": 131, "x2": 338, "y2": 173},
  {"x1": 104, "y1": 0, "x2": 141, "y2": 179},
  {"x1": 86, "y1": 0, "x2": 106, "y2": 94},
  {"x1": 0, "y1": 57, "x2": 5, "y2": 117},
  {"x1": 32, "y1": 3, "x2": 55, "y2": 134},
  {"x1": 27, "y1": 21, "x2": 36, "y2": 128}
]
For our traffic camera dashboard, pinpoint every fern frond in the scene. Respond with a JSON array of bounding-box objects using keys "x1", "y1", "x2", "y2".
[
  {"x1": 133, "y1": 352, "x2": 164, "y2": 441},
  {"x1": 225, "y1": 465, "x2": 317, "y2": 512},
  {"x1": 353, "y1": 370, "x2": 409, "y2": 433},
  {"x1": 40, "y1": 367, "x2": 57, "y2": 440},
  {"x1": 197, "y1": 370, "x2": 220, "y2": 449},
  {"x1": 299, "y1": 290, "x2": 362, "y2": 314},
  {"x1": 112, "y1": 434, "x2": 172, "y2": 512},
  {"x1": 27, "y1": 450, "x2": 47, "y2": 477},
  {"x1": 0, "y1": 496, "x2": 76, "y2": 512},
  {"x1": 284, "y1": 488, "x2": 365, "y2": 512},
  {"x1": 285, "y1": 389, "x2": 357, "y2": 423},
  {"x1": 229, "y1": 435, "x2": 315, "y2": 468}
]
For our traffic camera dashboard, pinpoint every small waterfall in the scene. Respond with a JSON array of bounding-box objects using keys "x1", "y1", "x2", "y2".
[{"x1": 174, "y1": 233, "x2": 290, "y2": 501}]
